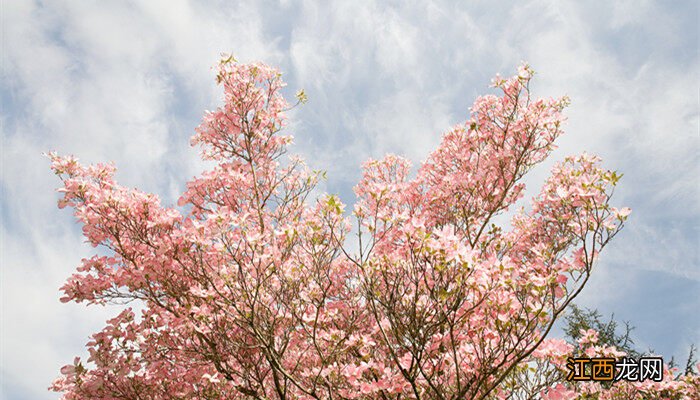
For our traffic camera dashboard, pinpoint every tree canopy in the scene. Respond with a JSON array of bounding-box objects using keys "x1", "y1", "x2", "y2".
[{"x1": 49, "y1": 57, "x2": 697, "y2": 399}]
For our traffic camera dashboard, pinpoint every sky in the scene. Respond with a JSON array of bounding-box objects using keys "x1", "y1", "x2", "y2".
[{"x1": 1, "y1": 0, "x2": 698, "y2": 398}]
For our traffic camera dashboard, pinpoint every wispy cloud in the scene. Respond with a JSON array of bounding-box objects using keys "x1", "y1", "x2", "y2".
[{"x1": 2, "y1": 1, "x2": 697, "y2": 397}]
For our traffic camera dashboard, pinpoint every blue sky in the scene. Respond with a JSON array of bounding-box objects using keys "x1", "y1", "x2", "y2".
[{"x1": 1, "y1": 1, "x2": 698, "y2": 398}]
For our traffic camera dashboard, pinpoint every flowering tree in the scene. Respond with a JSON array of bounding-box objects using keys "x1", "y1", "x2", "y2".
[{"x1": 49, "y1": 57, "x2": 695, "y2": 399}]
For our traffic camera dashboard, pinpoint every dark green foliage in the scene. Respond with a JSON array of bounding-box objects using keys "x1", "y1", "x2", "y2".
[
  {"x1": 563, "y1": 304, "x2": 640, "y2": 358},
  {"x1": 563, "y1": 305, "x2": 698, "y2": 379}
]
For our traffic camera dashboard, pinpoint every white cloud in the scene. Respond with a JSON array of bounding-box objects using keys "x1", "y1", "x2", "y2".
[{"x1": 2, "y1": 0, "x2": 697, "y2": 397}]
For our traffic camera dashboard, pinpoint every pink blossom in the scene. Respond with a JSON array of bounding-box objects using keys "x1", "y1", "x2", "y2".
[{"x1": 45, "y1": 59, "x2": 684, "y2": 400}]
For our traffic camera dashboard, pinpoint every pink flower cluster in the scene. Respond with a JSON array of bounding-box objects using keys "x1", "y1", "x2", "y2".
[{"x1": 48, "y1": 58, "x2": 695, "y2": 399}]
